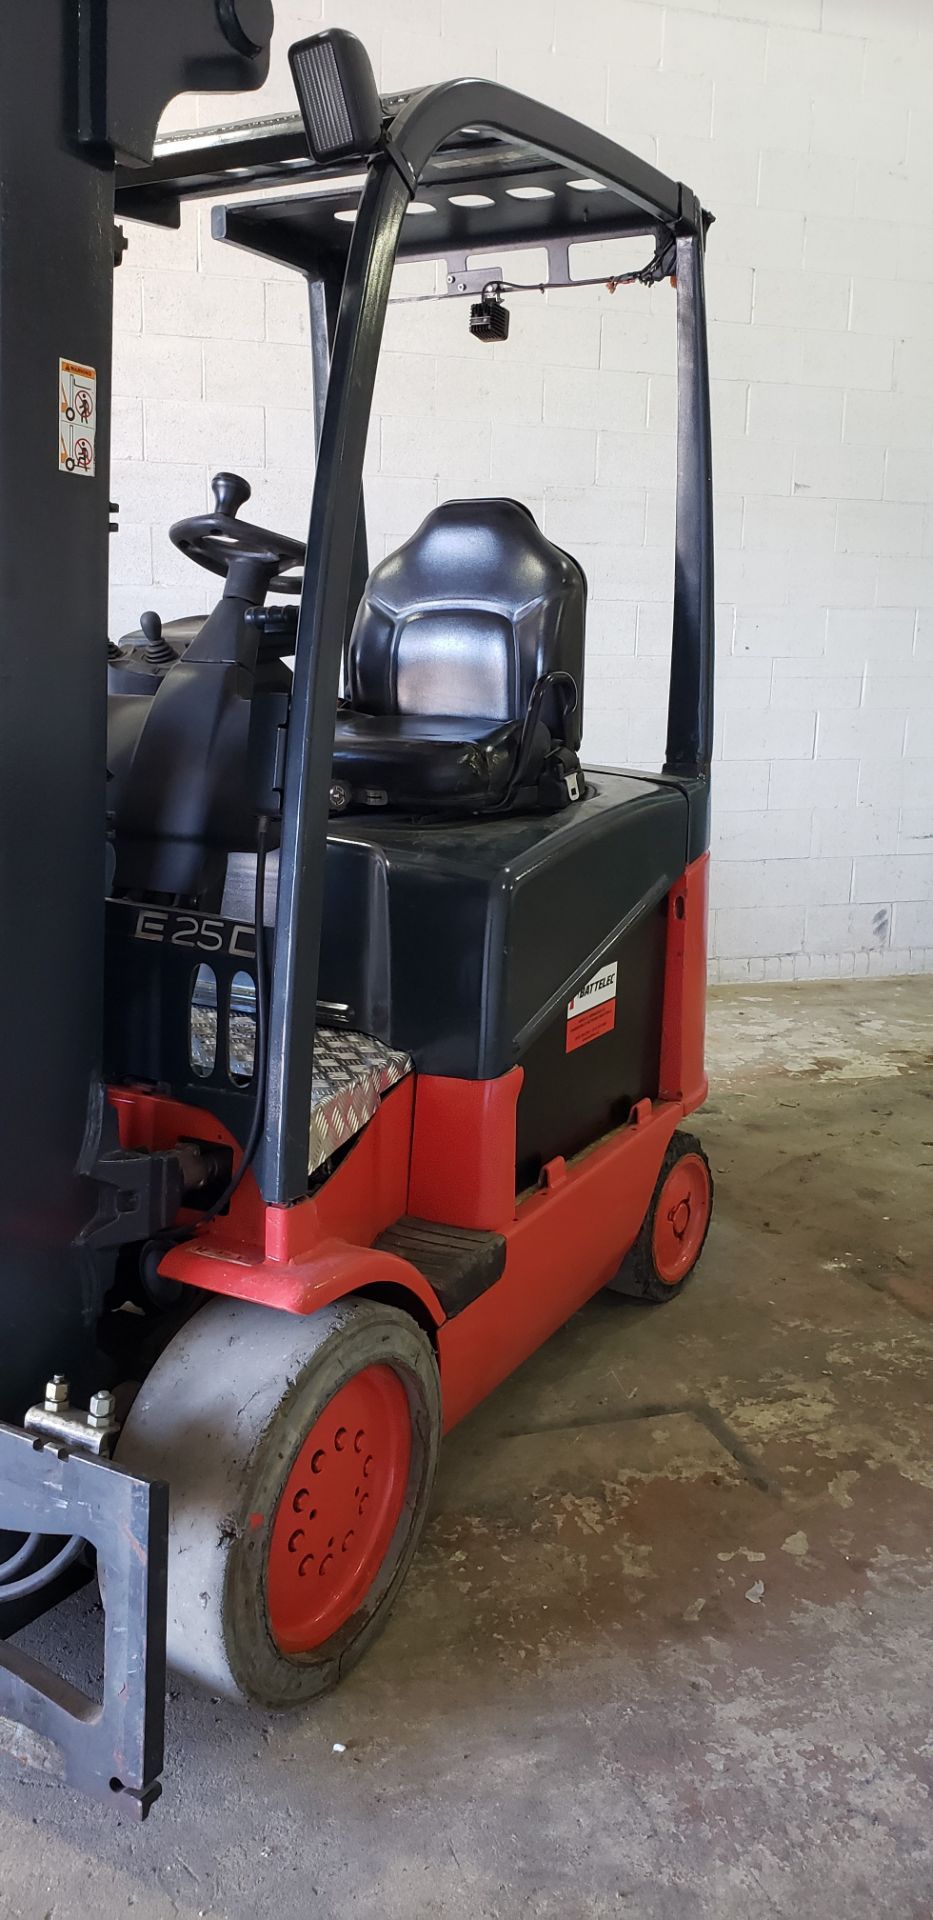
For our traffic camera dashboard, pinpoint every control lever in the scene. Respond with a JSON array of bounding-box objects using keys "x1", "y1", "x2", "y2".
[{"x1": 139, "y1": 611, "x2": 176, "y2": 668}]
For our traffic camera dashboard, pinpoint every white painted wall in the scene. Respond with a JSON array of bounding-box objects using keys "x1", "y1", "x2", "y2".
[{"x1": 111, "y1": 0, "x2": 933, "y2": 982}]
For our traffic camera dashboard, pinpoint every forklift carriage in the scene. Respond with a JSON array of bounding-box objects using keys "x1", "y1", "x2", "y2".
[{"x1": 0, "y1": 4, "x2": 714, "y2": 1817}]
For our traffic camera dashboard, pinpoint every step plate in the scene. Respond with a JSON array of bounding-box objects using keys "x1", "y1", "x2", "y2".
[
  {"x1": 191, "y1": 1010, "x2": 412, "y2": 1172},
  {"x1": 374, "y1": 1216, "x2": 507, "y2": 1317}
]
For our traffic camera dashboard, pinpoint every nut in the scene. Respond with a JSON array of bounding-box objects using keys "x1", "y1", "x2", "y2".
[
  {"x1": 44, "y1": 1377, "x2": 70, "y2": 1410},
  {"x1": 88, "y1": 1389, "x2": 117, "y2": 1431}
]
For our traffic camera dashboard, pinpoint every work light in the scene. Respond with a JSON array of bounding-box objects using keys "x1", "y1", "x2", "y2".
[{"x1": 289, "y1": 29, "x2": 384, "y2": 164}]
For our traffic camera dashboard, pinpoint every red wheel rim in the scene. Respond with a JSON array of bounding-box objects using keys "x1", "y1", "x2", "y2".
[
  {"x1": 651, "y1": 1153, "x2": 711, "y2": 1286},
  {"x1": 267, "y1": 1364, "x2": 411, "y2": 1654}
]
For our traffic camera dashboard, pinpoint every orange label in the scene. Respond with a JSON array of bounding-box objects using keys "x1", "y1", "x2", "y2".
[{"x1": 566, "y1": 999, "x2": 616, "y2": 1053}]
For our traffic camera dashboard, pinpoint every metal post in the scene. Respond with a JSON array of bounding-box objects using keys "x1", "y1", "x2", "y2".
[
  {"x1": 263, "y1": 161, "x2": 410, "y2": 1202},
  {"x1": 0, "y1": 3, "x2": 117, "y2": 1419},
  {"x1": 308, "y1": 277, "x2": 338, "y2": 455},
  {"x1": 308, "y1": 270, "x2": 370, "y2": 651},
  {"x1": 0, "y1": 0, "x2": 273, "y2": 1422},
  {"x1": 665, "y1": 227, "x2": 715, "y2": 781}
]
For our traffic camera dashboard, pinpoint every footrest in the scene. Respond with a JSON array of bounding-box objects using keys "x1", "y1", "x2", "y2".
[{"x1": 374, "y1": 1217, "x2": 506, "y2": 1317}]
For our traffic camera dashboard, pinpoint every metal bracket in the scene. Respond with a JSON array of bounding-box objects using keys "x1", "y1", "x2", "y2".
[
  {"x1": 443, "y1": 263, "x2": 504, "y2": 297},
  {"x1": 24, "y1": 1380, "x2": 120, "y2": 1458},
  {"x1": 76, "y1": 0, "x2": 272, "y2": 166},
  {"x1": 81, "y1": 1099, "x2": 229, "y2": 1253},
  {"x1": 81, "y1": 1146, "x2": 187, "y2": 1251},
  {"x1": 0, "y1": 1423, "x2": 168, "y2": 1819}
]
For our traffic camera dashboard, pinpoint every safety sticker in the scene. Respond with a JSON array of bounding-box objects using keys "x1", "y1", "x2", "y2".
[
  {"x1": 59, "y1": 359, "x2": 97, "y2": 477},
  {"x1": 566, "y1": 959, "x2": 618, "y2": 1054}
]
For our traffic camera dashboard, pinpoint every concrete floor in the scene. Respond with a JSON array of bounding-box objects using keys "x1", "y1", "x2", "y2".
[{"x1": 2, "y1": 977, "x2": 932, "y2": 1919}]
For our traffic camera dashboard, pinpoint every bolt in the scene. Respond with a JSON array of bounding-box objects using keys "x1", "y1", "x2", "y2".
[
  {"x1": 88, "y1": 1389, "x2": 117, "y2": 1432},
  {"x1": 44, "y1": 1376, "x2": 70, "y2": 1411}
]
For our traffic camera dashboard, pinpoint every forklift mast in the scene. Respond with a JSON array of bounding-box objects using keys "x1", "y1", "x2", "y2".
[
  {"x1": 0, "y1": 0, "x2": 272, "y2": 1817},
  {"x1": 0, "y1": 3, "x2": 273, "y2": 1424}
]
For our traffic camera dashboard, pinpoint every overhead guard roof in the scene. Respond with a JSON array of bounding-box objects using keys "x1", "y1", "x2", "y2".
[
  {"x1": 116, "y1": 85, "x2": 706, "y2": 276},
  {"x1": 210, "y1": 156, "x2": 678, "y2": 279}
]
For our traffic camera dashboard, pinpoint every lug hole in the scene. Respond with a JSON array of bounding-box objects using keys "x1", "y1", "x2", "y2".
[
  {"x1": 342, "y1": 1530, "x2": 354, "y2": 1553},
  {"x1": 320, "y1": 1553, "x2": 333, "y2": 1577},
  {"x1": 292, "y1": 1487, "x2": 308, "y2": 1514},
  {"x1": 287, "y1": 1529, "x2": 304, "y2": 1554},
  {"x1": 363, "y1": 1455, "x2": 373, "y2": 1479},
  {"x1": 354, "y1": 1429, "x2": 365, "y2": 1454},
  {"x1": 298, "y1": 1553, "x2": 314, "y2": 1577},
  {"x1": 334, "y1": 1426, "x2": 347, "y2": 1451},
  {"x1": 310, "y1": 1449, "x2": 326, "y2": 1474}
]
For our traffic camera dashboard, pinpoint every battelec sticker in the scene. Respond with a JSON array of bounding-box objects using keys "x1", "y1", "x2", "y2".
[{"x1": 566, "y1": 959, "x2": 618, "y2": 1053}]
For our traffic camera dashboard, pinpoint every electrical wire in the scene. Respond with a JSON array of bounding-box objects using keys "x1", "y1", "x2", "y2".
[
  {"x1": 0, "y1": 1533, "x2": 40, "y2": 1583},
  {"x1": 141, "y1": 811, "x2": 272, "y2": 1282},
  {"x1": 0, "y1": 1533, "x2": 84, "y2": 1605},
  {"x1": 392, "y1": 240, "x2": 675, "y2": 310},
  {"x1": 481, "y1": 242, "x2": 673, "y2": 304}
]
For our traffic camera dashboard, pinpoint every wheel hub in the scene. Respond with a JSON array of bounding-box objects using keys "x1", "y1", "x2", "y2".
[
  {"x1": 651, "y1": 1152, "x2": 712, "y2": 1286},
  {"x1": 267, "y1": 1364, "x2": 411, "y2": 1654}
]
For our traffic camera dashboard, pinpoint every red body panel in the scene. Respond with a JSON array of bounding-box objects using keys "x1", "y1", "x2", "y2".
[
  {"x1": 111, "y1": 1079, "x2": 444, "y2": 1325},
  {"x1": 408, "y1": 1068, "x2": 523, "y2": 1230},
  {"x1": 437, "y1": 1096, "x2": 684, "y2": 1428},
  {"x1": 659, "y1": 851, "x2": 709, "y2": 1110},
  {"x1": 112, "y1": 858, "x2": 708, "y2": 1430}
]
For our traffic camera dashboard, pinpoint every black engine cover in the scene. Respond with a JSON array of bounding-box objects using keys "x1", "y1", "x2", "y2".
[{"x1": 315, "y1": 771, "x2": 691, "y2": 1182}]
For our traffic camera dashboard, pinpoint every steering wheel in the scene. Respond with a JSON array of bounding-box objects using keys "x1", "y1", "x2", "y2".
[{"x1": 169, "y1": 472, "x2": 306, "y2": 594}]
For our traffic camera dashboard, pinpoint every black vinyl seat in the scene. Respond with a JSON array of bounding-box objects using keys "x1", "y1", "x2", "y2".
[{"x1": 331, "y1": 499, "x2": 586, "y2": 816}]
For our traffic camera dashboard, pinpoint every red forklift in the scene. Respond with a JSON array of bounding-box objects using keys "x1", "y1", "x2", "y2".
[{"x1": 0, "y1": 3, "x2": 715, "y2": 1816}]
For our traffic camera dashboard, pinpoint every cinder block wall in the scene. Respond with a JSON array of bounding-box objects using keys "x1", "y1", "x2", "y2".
[{"x1": 111, "y1": 0, "x2": 933, "y2": 982}]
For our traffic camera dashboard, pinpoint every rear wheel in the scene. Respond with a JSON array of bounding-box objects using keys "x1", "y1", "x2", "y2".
[
  {"x1": 117, "y1": 1295, "x2": 441, "y2": 1708},
  {"x1": 607, "y1": 1130, "x2": 713, "y2": 1303}
]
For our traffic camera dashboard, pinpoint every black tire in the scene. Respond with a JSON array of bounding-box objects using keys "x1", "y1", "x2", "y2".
[
  {"x1": 607, "y1": 1129, "x2": 713, "y2": 1304},
  {"x1": 117, "y1": 1295, "x2": 441, "y2": 1709}
]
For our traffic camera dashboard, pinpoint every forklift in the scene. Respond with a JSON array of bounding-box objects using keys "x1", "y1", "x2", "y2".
[{"x1": 0, "y1": 2, "x2": 715, "y2": 1817}]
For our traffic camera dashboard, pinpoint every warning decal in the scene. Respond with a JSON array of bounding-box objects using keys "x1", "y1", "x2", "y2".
[
  {"x1": 59, "y1": 359, "x2": 97, "y2": 477},
  {"x1": 566, "y1": 959, "x2": 618, "y2": 1054}
]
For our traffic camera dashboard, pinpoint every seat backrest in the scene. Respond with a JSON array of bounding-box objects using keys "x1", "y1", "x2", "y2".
[{"x1": 346, "y1": 499, "x2": 586, "y2": 747}]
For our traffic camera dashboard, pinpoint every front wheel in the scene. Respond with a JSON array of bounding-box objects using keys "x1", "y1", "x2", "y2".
[
  {"x1": 117, "y1": 1295, "x2": 441, "y2": 1709},
  {"x1": 607, "y1": 1129, "x2": 713, "y2": 1303}
]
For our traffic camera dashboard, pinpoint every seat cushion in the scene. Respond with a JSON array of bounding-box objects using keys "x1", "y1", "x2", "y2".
[
  {"x1": 332, "y1": 711, "x2": 523, "y2": 810},
  {"x1": 347, "y1": 500, "x2": 586, "y2": 747}
]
